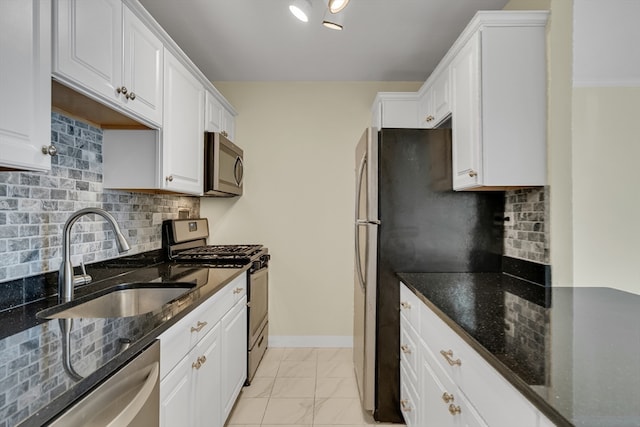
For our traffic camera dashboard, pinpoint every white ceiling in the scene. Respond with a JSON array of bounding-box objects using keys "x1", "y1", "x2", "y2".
[{"x1": 138, "y1": 0, "x2": 509, "y2": 82}]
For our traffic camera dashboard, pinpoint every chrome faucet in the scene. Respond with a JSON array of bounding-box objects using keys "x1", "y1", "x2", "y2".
[{"x1": 58, "y1": 208, "x2": 130, "y2": 303}]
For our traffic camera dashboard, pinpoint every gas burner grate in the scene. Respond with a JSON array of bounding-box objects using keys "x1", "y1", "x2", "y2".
[{"x1": 171, "y1": 244, "x2": 263, "y2": 263}]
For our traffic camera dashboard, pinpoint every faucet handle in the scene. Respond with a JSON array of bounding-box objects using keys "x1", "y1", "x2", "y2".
[{"x1": 73, "y1": 262, "x2": 93, "y2": 287}]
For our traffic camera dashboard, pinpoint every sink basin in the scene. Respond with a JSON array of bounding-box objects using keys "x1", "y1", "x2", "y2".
[{"x1": 38, "y1": 283, "x2": 196, "y2": 319}]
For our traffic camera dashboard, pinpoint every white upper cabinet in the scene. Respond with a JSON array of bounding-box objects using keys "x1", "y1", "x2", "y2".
[
  {"x1": 53, "y1": 0, "x2": 163, "y2": 126},
  {"x1": 103, "y1": 53, "x2": 204, "y2": 195},
  {"x1": 371, "y1": 93, "x2": 419, "y2": 129},
  {"x1": 450, "y1": 12, "x2": 548, "y2": 190},
  {"x1": 371, "y1": 11, "x2": 548, "y2": 191},
  {"x1": 122, "y1": 6, "x2": 163, "y2": 124},
  {"x1": 162, "y1": 50, "x2": 205, "y2": 194},
  {"x1": 418, "y1": 67, "x2": 451, "y2": 129},
  {"x1": 205, "y1": 90, "x2": 236, "y2": 141},
  {"x1": 451, "y1": 32, "x2": 482, "y2": 189},
  {"x1": 0, "y1": 0, "x2": 52, "y2": 172}
]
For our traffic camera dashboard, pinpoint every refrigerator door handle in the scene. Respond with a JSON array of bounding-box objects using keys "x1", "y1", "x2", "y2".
[
  {"x1": 357, "y1": 219, "x2": 381, "y2": 225},
  {"x1": 355, "y1": 154, "x2": 368, "y2": 291}
]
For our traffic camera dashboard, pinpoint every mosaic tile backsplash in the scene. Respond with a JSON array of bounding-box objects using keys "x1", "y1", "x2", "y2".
[
  {"x1": 0, "y1": 112, "x2": 199, "y2": 284},
  {"x1": 504, "y1": 187, "x2": 549, "y2": 264}
]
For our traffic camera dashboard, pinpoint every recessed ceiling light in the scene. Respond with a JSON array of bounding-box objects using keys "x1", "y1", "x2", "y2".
[
  {"x1": 289, "y1": 0, "x2": 312, "y2": 22},
  {"x1": 322, "y1": 9, "x2": 344, "y2": 30},
  {"x1": 328, "y1": 0, "x2": 349, "y2": 14}
]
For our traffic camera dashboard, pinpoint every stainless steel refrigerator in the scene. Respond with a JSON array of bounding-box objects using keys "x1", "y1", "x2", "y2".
[{"x1": 353, "y1": 127, "x2": 504, "y2": 422}]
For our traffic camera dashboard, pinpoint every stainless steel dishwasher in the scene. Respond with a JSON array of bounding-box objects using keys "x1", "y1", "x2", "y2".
[{"x1": 49, "y1": 341, "x2": 160, "y2": 427}]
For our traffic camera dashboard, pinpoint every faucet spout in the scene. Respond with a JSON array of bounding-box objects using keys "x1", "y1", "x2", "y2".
[{"x1": 58, "y1": 208, "x2": 130, "y2": 303}]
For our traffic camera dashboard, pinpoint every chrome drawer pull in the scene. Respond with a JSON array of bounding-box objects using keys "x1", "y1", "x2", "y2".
[
  {"x1": 192, "y1": 355, "x2": 207, "y2": 370},
  {"x1": 190, "y1": 321, "x2": 208, "y2": 333},
  {"x1": 442, "y1": 392, "x2": 454, "y2": 403},
  {"x1": 400, "y1": 399, "x2": 412, "y2": 412},
  {"x1": 400, "y1": 301, "x2": 411, "y2": 310},
  {"x1": 400, "y1": 344, "x2": 411, "y2": 354},
  {"x1": 448, "y1": 404, "x2": 461, "y2": 415},
  {"x1": 233, "y1": 287, "x2": 244, "y2": 294},
  {"x1": 440, "y1": 349, "x2": 462, "y2": 366}
]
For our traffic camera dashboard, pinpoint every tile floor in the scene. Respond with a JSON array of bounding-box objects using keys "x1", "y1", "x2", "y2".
[{"x1": 225, "y1": 347, "x2": 405, "y2": 427}]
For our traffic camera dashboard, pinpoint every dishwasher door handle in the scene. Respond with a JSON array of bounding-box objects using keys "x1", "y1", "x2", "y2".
[{"x1": 107, "y1": 361, "x2": 159, "y2": 427}]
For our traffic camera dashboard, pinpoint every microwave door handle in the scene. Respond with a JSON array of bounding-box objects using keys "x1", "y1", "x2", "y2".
[{"x1": 234, "y1": 156, "x2": 244, "y2": 186}]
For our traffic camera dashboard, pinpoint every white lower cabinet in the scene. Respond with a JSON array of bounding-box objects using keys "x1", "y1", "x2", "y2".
[
  {"x1": 160, "y1": 323, "x2": 222, "y2": 427},
  {"x1": 160, "y1": 273, "x2": 247, "y2": 427},
  {"x1": 220, "y1": 297, "x2": 248, "y2": 420},
  {"x1": 419, "y1": 341, "x2": 488, "y2": 427},
  {"x1": 399, "y1": 282, "x2": 554, "y2": 427}
]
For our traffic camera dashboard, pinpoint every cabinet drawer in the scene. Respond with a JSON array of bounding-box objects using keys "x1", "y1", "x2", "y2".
[
  {"x1": 400, "y1": 316, "x2": 419, "y2": 382},
  {"x1": 421, "y1": 341, "x2": 488, "y2": 427},
  {"x1": 400, "y1": 282, "x2": 421, "y2": 331},
  {"x1": 420, "y1": 302, "x2": 538, "y2": 427},
  {"x1": 160, "y1": 273, "x2": 246, "y2": 379},
  {"x1": 400, "y1": 365, "x2": 420, "y2": 427}
]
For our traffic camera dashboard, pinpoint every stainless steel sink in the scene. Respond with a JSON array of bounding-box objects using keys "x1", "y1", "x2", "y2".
[{"x1": 38, "y1": 283, "x2": 196, "y2": 319}]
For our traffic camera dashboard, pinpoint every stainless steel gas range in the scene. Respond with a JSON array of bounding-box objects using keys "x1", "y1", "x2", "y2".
[{"x1": 163, "y1": 218, "x2": 269, "y2": 384}]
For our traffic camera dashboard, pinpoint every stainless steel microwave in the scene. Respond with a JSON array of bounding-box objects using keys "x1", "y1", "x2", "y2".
[{"x1": 204, "y1": 132, "x2": 243, "y2": 196}]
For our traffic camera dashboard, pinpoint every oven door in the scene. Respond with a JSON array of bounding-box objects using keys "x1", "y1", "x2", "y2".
[{"x1": 248, "y1": 266, "x2": 268, "y2": 349}]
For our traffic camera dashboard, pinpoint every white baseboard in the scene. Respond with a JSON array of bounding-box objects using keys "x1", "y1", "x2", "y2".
[{"x1": 269, "y1": 335, "x2": 353, "y2": 348}]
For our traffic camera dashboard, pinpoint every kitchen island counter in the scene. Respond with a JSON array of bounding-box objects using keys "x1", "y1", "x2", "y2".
[
  {"x1": 0, "y1": 255, "x2": 249, "y2": 427},
  {"x1": 398, "y1": 272, "x2": 640, "y2": 427}
]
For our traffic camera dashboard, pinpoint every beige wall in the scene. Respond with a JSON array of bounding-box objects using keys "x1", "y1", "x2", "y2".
[
  {"x1": 572, "y1": 88, "x2": 640, "y2": 291},
  {"x1": 547, "y1": 0, "x2": 575, "y2": 287},
  {"x1": 201, "y1": 82, "x2": 420, "y2": 344}
]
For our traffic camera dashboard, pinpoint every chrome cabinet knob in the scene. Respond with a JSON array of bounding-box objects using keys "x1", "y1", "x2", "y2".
[
  {"x1": 425, "y1": 115, "x2": 434, "y2": 122},
  {"x1": 400, "y1": 344, "x2": 411, "y2": 354},
  {"x1": 116, "y1": 86, "x2": 128, "y2": 95},
  {"x1": 41, "y1": 145, "x2": 58, "y2": 156},
  {"x1": 166, "y1": 175, "x2": 174, "y2": 182},
  {"x1": 468, "y1": 170, "x2": 477, "y2": 178},
  {"x1": 221, "y1": 130, "x2": 228, "y2": 137},
  {"x1": 448, "y1": 404, "x2": 461, "y2": 415},
  {"x1": 126, "y1": 92, "x2": 136, "y2": 100}
]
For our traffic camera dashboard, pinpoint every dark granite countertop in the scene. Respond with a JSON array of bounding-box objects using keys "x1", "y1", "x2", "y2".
[
  {"x1": 397, "y1": 272, "x2": 640, "y2": 427},
  {"x1": 0, "y1": 256, "x2": 248, "y2": 427}
]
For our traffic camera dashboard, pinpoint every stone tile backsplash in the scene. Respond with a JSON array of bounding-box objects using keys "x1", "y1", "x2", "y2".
[
  {"x1": 504, "y1": 187, "x2": 549, "y2": 265},
  {"x1": 0, "y1": 112, "x2": 199, "y2": 284}
]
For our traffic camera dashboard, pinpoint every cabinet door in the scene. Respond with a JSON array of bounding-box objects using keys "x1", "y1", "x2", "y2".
[
  {"x1": 163, "y1": 51, "x2": 205, "y2": 195},
  {"x1": 220, "y1": 297, "x2": 248, "y2": 421},
  {"x1": 0, "y1": 0, "x2": 51, "y2": 172},
  {"x1": 418, "y1": 86, "x2": 434, "y2": 129},
  {"x1": 160, "y1": 354, "x2": 194, "y2": 427},
  {"x1": 451, "y1": 32, "x2": 481, "y2": 190},
  {"x1": 420, "y1": 343, "x2": 489, "y2": 427},
  {"x1": 221, "y1": 109, "x2": 236, "y2": 142},
  {"x1": 205, "y1": 91, "x2": 223, "y2": 133},
  {"x1": 122, "y1": 6, "x2": 163, "y2": 126},
  {"x1": 193, "y1": 324, "x2": 223, "y2": 427},
  {"x1": 432, "y1": 69, "x2": 451, "y2": 125},
  {"x1": 54, "y1": 0, "x2": 122, "y2": 103}
]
